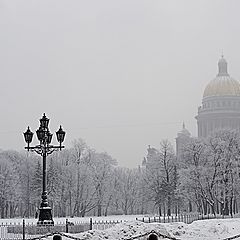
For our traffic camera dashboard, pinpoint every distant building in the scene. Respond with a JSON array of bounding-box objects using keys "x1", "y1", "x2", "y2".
[
  {"x1": 196, "y1": 56, "x2": 240, "y2": 137},
  {"x1": 142, "y1": 145, "x2": 158, "y2": 169},
  {"x1": 175, "y1": 122, "x2": 191, "y2": 161}
]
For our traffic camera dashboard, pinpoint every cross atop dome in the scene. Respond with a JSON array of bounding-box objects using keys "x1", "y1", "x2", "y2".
[{"x1": 217, "y1": 55, "x2": 229, "y2": 77}]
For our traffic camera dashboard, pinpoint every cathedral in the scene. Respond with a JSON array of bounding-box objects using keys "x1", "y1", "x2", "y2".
[
  {"x1": 175, "y1": 56, "x2": 240, "y2": 158},
  {"x1": 145, "y1": 56, "x2": 240, "y2": 164}
]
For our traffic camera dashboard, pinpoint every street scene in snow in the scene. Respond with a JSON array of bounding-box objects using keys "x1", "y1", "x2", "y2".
[{"x1": 1, "y1": 0, "x2": 240, "y2": 239}]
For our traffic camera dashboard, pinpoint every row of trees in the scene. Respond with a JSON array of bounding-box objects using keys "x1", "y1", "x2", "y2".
[
  {"x1": 0, "y1": 139, "x2": 144, "y2": 218},
  {"x1": 143, "y1": 129, "x2": 240, "y2": 217},
  {"x1": 1, "y1": 129, "x2": 240, "y2": 218}
]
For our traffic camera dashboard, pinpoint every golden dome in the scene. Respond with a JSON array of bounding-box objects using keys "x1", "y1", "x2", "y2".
[{"x1": 203, "y1": 57, "x2": 240, "y2": 98}]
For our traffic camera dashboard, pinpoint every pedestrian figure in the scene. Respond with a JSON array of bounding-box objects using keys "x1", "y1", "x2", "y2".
[{"x1": 148, "y1": 233, "x2": 158, "y2": 240}]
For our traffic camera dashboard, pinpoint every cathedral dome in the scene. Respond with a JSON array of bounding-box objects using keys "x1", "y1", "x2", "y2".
[{"x1": 203, "y1": 56, "x2": 240, "y2": 98}]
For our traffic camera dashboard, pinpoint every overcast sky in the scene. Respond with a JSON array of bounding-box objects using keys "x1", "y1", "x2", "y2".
[{"x1": 1, "y1": 0, "x2": 240, "y2": 168}]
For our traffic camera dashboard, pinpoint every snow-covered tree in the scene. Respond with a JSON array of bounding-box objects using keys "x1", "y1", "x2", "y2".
[{"x1": 144, "y1": 140, "x2": 177, "y2": 216}]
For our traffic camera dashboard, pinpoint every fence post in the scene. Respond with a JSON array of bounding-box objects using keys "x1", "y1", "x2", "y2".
[
  {"x1": 23, "y1": 219, "x2": 25, "y2": 240},
  {"x1": 90, "y1": 218, "x2": 93, "y2": 230},
  {"x1": 148, "y1": 217, "x2": 151, "y2": 223},
  {"x1": 66, "y1": 219, "x2": 68, "y2": 233}
]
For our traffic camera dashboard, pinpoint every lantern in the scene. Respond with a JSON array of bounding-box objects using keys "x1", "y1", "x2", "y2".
[
  {"x1": 47, "y1": 131, "x2": 53, "y2": 144},
  {"x1": 56, "y1": 125, "x2": 65, "y2": 144},
  {"x1": 40, "y1": 113, "x2": 49, "y2": 129},
  {"x1": 23, "y1": 126, "x2": 33, "y2": 144},
  {"x1": 36, "y1": 127, "x2": 45, "y2": 142}
]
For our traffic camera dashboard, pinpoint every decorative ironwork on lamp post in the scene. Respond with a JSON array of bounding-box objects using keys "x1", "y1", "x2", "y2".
[{"x1": 23, "y1": 113, "x2": 66, "y2": 225}]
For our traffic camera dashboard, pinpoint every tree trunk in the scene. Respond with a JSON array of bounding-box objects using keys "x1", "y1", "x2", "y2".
[
  {"x1": 158, "y1": 204, "x2": 162, "y2": 216},
  {"x1": 189, "y1": 201, "x2": 192, "y2": 212},
  {"x1": 224, "y1": 198, "x2": 229, "y2": 215},
  {"x1": 97, "y1": 204, "x2": 102, "y2": 217},
  {"x1": 69, "y1": 191, "x2": 72, "y2": 217},
  {"x1": 167, "y1": 196, "x2": 171, "y2": 216}
]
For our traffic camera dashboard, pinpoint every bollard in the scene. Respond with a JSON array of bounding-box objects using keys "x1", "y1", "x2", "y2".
[
  {"x1": 66, "y1": 219, "x2": 69, "y2": 233},
  {"x1": 148, "y1": 233, "x2": 158, "y2": 240},
  {"x1": 90, "y1": 218, "x2": 93, "y2": 230},
  {"x1": 22, "y1": 219, "x2": 25, "y2": 240},
  {"x1": 53, "y1": 234, "x2": 62, "y2": 240}
]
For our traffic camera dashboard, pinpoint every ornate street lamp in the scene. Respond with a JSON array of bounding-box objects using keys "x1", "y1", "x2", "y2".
[{"x1": 23, "y1": 113, "x2": 66, "y2": 225}]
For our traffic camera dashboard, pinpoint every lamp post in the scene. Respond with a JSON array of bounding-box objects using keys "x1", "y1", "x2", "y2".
[{"x1": 23, "y1": 113, "x2": 66, "y2": 225}]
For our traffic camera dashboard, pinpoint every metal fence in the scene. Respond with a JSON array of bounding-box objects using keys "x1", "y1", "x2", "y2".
[
  {"x1": 0, "y1": 218, "x2": 126, "y2": 240},
  {"x1": 136, "y1": 214, "x2": 201, "y2": 224},
  {"x1": 92, "y1": 219, "x2": 126, "y2": 230},
  {"x1": 0, "y1": 219, "x2": 91, "y2": 240},
  {"x1": 136, "y1": 213, "x2": 240, "y2": 225}
]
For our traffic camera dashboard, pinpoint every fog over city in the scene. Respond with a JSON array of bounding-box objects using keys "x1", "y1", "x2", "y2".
[{"x1": 1, "y1": 0, "x2": 240, "y2": 168}]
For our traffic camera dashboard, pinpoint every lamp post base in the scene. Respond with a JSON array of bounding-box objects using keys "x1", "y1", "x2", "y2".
[{"x1": 37, "y1": 206, "x2": 54, "y2": 226}]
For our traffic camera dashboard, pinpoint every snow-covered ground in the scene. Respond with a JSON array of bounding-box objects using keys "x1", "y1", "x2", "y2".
[
  {"x1": 49, "y1": 218, "x2": 240, "y2": 240},
  {"x1": 164, "y1": 218, "x2": 240, "y2": 240},
  {"x1": 46, "y1": 220, "x2": 173, "y2": 240}
]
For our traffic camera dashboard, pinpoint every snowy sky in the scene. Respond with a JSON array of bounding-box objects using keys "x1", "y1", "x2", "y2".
[{"x1": 1, "y1": 0, "x2": 240, "y2": 168}]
